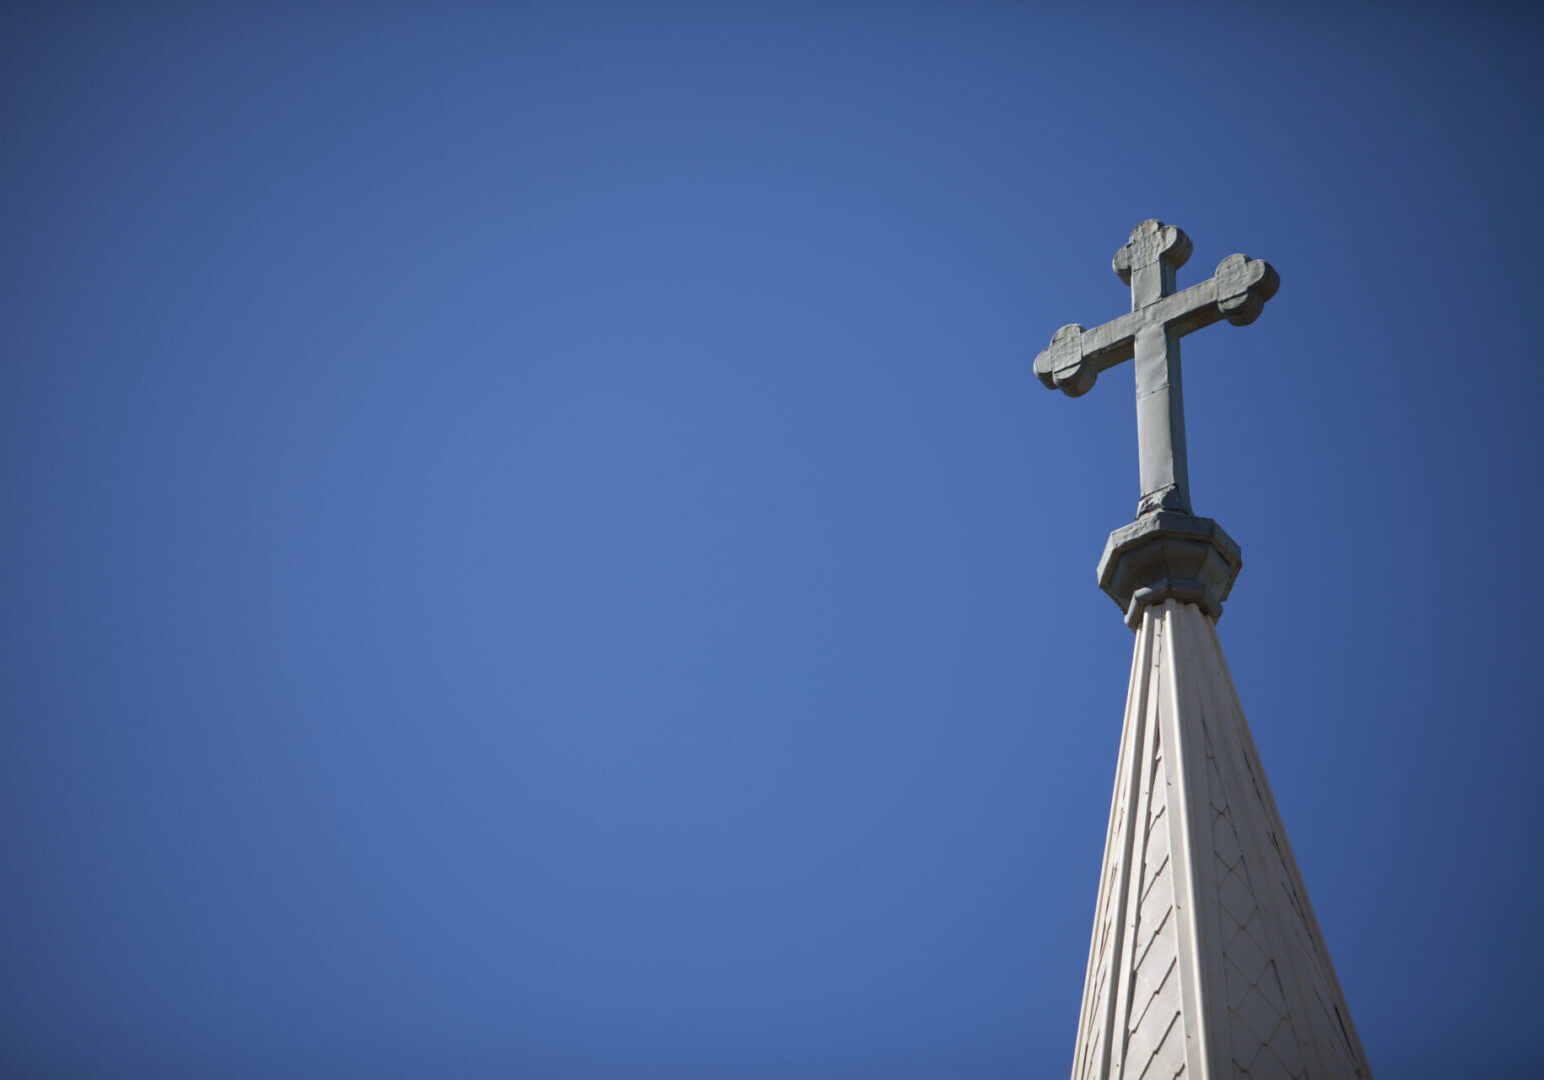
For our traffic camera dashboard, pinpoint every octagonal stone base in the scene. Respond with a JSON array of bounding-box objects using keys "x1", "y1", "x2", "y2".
[{"x1": 1097, "y1": 512, "x2": 1242, "y2": 629}]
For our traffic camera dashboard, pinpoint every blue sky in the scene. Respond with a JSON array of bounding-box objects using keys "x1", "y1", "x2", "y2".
[{"x1": 3, "y1": 3, "x2": 1541, "y2": 1077}]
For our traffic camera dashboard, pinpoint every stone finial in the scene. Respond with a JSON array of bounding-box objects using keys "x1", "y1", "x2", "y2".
[
  {"x1": 1112, "y1": 219, "x2": 1192, "y2": 285},
  {"x1": 1037, "y1": 323, "x2": 1096, "y2": 397},
  {"x1": 1213, "y1": 252, "x2": 1281, "y2": 325},
  {"x1": 1031, "y1": 222, "x2": 1279, "y2": 625}
]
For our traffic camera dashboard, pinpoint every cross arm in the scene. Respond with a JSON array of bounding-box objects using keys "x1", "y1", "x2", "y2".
[{"x1": 1032, "y1": 253, "x2": 1279, "y2": 397}]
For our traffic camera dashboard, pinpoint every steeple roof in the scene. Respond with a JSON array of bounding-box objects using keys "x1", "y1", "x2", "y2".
[{"x1": 1071, "y1": 600, "x2": 1372, "y2": 1080}]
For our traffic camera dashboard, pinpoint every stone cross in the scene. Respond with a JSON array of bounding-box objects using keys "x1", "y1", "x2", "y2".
[{"x1": 1034, "y1": 221, "x2": 1279, "y2": 518}]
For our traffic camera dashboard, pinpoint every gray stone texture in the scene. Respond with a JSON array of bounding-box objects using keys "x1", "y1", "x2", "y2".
[{"x1": 1097, "y1": 512, "x2": 1241, "y2": 630}]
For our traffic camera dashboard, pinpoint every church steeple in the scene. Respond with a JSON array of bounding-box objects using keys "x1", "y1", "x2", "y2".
[{"x1": 1033, "y1": 224, "x2": 1372, "y2": 1078}]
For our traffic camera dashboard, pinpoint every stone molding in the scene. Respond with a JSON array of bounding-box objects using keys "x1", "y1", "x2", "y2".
[{"x1": 1097, "y1": 512, "x2": 1242, "y2": 629}]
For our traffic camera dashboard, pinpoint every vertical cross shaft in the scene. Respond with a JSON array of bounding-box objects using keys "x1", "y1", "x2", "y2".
[{"x1": 1121, "y1": 223, "x2": 1193, "y2": 516}]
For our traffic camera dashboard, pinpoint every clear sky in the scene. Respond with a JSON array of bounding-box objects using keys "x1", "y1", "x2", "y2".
[{"x1": 3, "y1": 3, "x2": 1541, "y2": 1077}]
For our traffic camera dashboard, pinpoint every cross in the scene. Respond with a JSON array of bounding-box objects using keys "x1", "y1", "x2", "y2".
[{"x1": 1034, "y1": 220, "x2": 1279, "y2": 518}]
